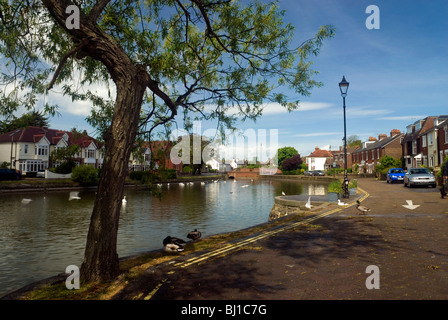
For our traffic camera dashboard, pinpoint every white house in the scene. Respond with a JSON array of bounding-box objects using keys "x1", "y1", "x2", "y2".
[{"x1": 306, "y1": 147, "x2": 333, "y2": 171}]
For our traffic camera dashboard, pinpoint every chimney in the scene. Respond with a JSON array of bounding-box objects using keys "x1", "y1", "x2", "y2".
[
  {"x1": 390, "y1": 129, "x2": 401, "y2": 136},
  {"x1": 315, "y1": 146, "x2": 319, "y2": 151},
  {"x1": 378, "y1": 134, "x2": 387, "y2": 140},
  {"x1": 368, "y1": 136, "x2": 377, "y2": 141}
]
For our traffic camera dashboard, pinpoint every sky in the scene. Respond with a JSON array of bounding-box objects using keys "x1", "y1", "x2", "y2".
[{"x1": 29, "y1": 0, "x2": 448, "y2": 160}]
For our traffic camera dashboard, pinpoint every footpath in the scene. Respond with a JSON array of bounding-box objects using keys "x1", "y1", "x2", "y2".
[{"x1": 112, "y1": 178, "x2": 448, "y2": 300}]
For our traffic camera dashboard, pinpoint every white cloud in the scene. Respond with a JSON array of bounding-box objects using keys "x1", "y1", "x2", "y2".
[
  {"x1": 375, "y1": 115, "x2": 427, "y2": 121},
  {"x1": 293, "y1": 131, "x2": 341, "y2": 137}
]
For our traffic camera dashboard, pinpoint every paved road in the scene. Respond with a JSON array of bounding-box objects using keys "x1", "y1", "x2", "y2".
[{"x1": 112, "y1": 178, "x2": 448, "y2": 300}]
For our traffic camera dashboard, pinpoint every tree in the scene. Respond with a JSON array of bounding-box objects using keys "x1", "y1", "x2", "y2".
[
  {"x1": 281, "y1": 153, "x2": 302, "y2": 171},
  {"x1": 275, "y1": 146, "x2": 298, "y2": 168},
  {"x1": 0, "y1": 110, "x2": 49, "y2": 134},
  {"x1": 347, "y1": 135, "x2": 362, "y2": 148},
  {"x1": 0, "y1": 0, "x2": 334, "y2": 282}
]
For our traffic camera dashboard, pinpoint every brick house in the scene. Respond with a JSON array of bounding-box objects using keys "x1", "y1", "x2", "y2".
[
  {"x1": 352, "y1": 130, "x2": 403, "y2": 173},
  {"x1": 402, "y1": 116, "x2": 448, "y2": 169}
]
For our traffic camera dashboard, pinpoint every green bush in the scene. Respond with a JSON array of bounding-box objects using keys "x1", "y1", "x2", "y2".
[
  {"x1": 129, "y1": 170, "x2": 161, "y2": 184},
  {"x1": 160, "y1": 168, "x2": 177, "y2": 180},
  {"x1": 182, "y1": 166, "x2": 192, "y2": 174},
  {"x1": 328, "y1": 180, "x2": 343, "y2": 194},
  {"x1": 71, "y1": 165, "x2": 99, "y2": 186},
  {"x1": 55, "y1": 160, "x2": 76, "y2": 174}
]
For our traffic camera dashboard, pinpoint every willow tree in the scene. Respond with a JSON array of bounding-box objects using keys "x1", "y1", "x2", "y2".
[{"x1": 0, "y1": 0, "x2": 334, "y2": 282}]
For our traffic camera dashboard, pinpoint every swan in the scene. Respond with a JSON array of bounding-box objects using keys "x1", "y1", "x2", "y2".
[
  {"x1": 122, "y1": 196, "x2": 127, "y2": 205},
  {"x1": 69, "y1": 192, "x2": 81, "y2": 200},
  {"x1": 338, "y1": 199, "x2": 348, "y2": 206},
  {"x1": 305, "y1": 196, "x2": 312, "y2": 209}
]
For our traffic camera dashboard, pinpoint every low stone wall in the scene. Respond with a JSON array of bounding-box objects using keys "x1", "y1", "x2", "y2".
[{"x1": 268, "y1": 195, "x2": 333, "y2": 221}]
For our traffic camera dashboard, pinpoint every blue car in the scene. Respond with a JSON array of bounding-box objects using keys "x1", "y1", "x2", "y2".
[{"x1": 386, "y1": 168, "x2": 405, "y2": 183}]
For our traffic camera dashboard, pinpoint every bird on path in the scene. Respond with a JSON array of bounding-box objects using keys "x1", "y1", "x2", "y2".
[
  {"x1": 356, "y1": 200, "x2": 371, "y2": 215},
  {"x1": 305, "y1": 196, "x2": 312, "y2": 209},
  {"x1": 338, "y1": 199, "x2": 348, "y2": 206},
  {"x1": 163, "y1": 236, "x2": 187, "y2": 253},
  {"x1": 187, "y1": 229, "x2": 202, "y2": 241}
]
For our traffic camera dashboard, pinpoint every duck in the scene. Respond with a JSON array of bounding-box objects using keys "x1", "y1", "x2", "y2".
[
  {"x1": 68, "y1": 191, "x2": 81, "y2": 200},
  {"x1": 122, "y1": 196, "x2": 127, "y2": 205},
  {"x1": 281, "y1": 191, "x2": 286, "y2": 196},
  {"x1": 356, "y1": 200, "x2": 371, "y2": 215},
  {"x1": 187, "y1": 229, "x2": 202, "y2": 241},
  {"x1": 338, "y1": 199, "x2": 348, "y2": 206},
  {"x1": 163, "y1": 236, "x2": 187, "y2": 253},
  {"x1": 305, "y1": 196, "x2": 312, "y2": 209},
  {"x1": 241, "y1": 184, "x2": 249, "y2": 188}
]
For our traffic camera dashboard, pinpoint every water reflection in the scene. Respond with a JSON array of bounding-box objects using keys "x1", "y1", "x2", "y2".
[{"x1": 0, "y1": 179, "x2": 328, "y2": 296}]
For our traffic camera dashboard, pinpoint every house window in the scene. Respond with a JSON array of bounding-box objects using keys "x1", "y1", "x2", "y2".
[
  {"x1": 412, "y1": 140, "x2": 417, "y2": 154},
  {"x1": 428, "y1": 134, "x2": 433, "y2": 146},
  {"x1": 24, "y1": 144, "x2": 28, "y2": 154},
  {"x1": 85, "y1": 149, "x2": 95, "y2": 158},
  {"x1": 422, "y1": 135, "x2": 427, "y2": 147},
  {"x1": 38, "y1": 145, "x2": 48, "y2": 156},
  {"x1": 445, "y1": 126, "x2": 448, "y2": 143}
]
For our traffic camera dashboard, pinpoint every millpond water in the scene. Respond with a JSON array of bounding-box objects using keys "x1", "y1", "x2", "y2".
[{"x1": 0, "y1": 178, "x2": 328, "y2": 297}]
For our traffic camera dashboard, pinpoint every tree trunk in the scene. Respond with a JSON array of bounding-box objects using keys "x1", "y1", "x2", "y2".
[{"x1": 80, "y1": 67, "x2": 148, "y2": 282}]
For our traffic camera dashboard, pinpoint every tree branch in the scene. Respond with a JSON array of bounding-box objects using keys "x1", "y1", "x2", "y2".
[
  {"x1": 88, "y1": 0, "x2": 111, "y2": 22},
  {"x1": 46, "y1": 38, "x2": 89, "y2": 90}
]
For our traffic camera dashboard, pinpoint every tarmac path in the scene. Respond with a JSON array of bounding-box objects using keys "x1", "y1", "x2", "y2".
[{"x1": 113, "y1": 178, "x2": 448, "y2": 300}]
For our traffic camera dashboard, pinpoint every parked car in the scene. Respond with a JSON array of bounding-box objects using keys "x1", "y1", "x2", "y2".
[
  {"x1": 0, "y1": 168, "x2": 22, "y2": 180},
  {"x1": 403, "y1": 168, "x2": 436, "y2": 188},
  {"x1": 36, "y1": 170, "x2": 46, "y2": 178},
  {"x1": 304, "y1": 170, "x2": 325, "y2": 176},
  {"x1": 386, "y1": 168, "x2": 405, "y2": 183}
]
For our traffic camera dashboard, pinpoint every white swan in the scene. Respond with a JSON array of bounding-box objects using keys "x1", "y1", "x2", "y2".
[
  {"x1": 122, "y1": 196, "x2": 127, "y2": 205},
  {"x1": 69, "y1": 192, "x2": 81, "y2": 200},
  {"x1": 305, "y1": 196, "x2": 312, "y2": 209}
]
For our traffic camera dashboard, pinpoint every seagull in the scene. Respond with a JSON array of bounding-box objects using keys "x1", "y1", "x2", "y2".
[
  {"x1": 21, "y1": 198, "x2": 32, "y2": 204},
  {"x1": 338, "y1": 199, "x2": 348, "y2": 206},
  {"x1": 282, "y1": 191, "x2": 286, "y2": 196},
  {"x1": 122, "y1": 196, "x2": 127, "y2": 205},
  {"x1": 187, "y1": 229, "x2": 202, "y2": 241},
  {"x1": 305, "y1": 196, "x2": 312, "y2": 209},
  {"x1": 356, "y1": 200, "x2": 371, "y2": 215},
  {"x1": 69, "y1": 191, "x2": 81, "y2": 200},
  {"x1": 163, "y1": 236, "x2": 187, "y2": 253}
]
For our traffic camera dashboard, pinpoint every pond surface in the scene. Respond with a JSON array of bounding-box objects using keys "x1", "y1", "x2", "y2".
[{"x1": 0, "y1": 178, "x2": 328, "y2": 297}]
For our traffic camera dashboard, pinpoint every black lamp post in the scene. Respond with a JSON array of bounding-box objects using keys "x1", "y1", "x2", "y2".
[{"x1": 339, "y1": 76, "x2": 350, "y2": 198}]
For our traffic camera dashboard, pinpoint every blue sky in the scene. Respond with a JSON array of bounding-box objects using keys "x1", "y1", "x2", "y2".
[{"x1": 44, "y1": 0, "x2": 447, "y2": 159}]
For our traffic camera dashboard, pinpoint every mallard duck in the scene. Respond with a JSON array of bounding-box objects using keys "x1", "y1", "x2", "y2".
[
  {"x1": 356, "y1": 200, "x2": 370, "y2": 215},
  {"x1": 187, "y1": 229, "x2": 202, "y2": 241},
  {"x1": 338, "y1": 199, "x2": 348, "y2": 206},
  {"x1": 163, "y1": 236, "x2": 187, "y2": 253}
]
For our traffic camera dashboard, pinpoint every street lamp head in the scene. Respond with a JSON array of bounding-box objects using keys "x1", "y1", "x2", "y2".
[{"x1": 339, "y1": 76, "x2": 349, "y2": 97}]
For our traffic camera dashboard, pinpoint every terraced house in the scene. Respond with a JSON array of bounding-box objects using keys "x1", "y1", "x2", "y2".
[
  {"x1": 0, "y1": 126, "x2": 103, "y2": 175},
  {"x1": 351, "y1": 129, "x2": 403, "y2": 174},
  {"x1": 402, "y1": 115, "x2": 448, "y2": 170}
]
